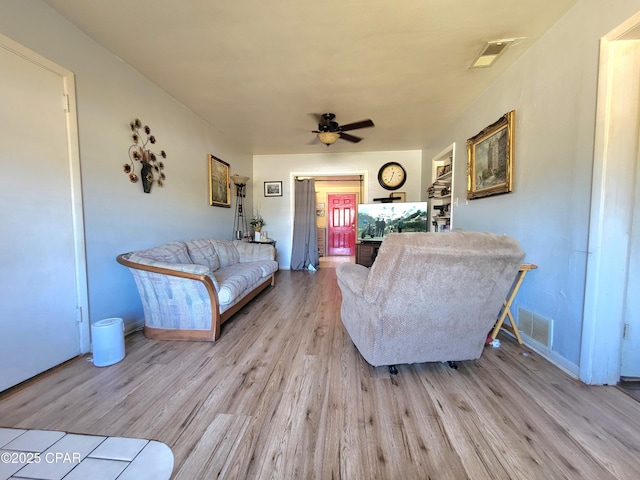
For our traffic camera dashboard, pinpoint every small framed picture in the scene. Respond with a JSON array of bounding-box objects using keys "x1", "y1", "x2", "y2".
[{"x1": 264, "y1": 181, "x2": 282, "y2": 197}]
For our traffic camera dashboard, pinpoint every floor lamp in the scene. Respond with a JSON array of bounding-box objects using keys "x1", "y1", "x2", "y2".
[{"x1": 230, "y1": 175, "x2": 250, "y2": 240}]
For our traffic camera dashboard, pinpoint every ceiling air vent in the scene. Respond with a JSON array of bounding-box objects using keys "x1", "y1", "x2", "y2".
[{"x1": 469, "y1": 39, "x2": 517, "y2": 69}]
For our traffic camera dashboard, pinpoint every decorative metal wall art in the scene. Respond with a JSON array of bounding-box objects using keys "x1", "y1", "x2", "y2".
[{"x1": 124, "y1": 119, "x2": 167, "y2": 193}]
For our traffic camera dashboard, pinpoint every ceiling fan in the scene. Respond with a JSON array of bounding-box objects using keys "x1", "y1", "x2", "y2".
[{"x1": 312, "y1": 113, "x2": 374, "y2": 146}]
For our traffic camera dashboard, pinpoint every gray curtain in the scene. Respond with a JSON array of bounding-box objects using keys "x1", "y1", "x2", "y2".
[{"x1": 290, "y1": 178, "x2": 319, "y2": 270}]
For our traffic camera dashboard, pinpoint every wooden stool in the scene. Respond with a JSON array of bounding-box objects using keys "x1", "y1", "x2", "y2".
[{"x1": 490, "y1": 263, "x2": 538, "y2": 344}]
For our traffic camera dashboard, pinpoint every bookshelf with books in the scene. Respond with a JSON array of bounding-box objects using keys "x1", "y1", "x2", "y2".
[{"x1": 427, "y1": 144, "x2": 455, "y2": 232}]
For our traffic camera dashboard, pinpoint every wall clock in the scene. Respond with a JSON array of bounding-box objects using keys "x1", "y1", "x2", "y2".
[{"x1": 377, "y1": 162, "x2": 406, "y2": 190}]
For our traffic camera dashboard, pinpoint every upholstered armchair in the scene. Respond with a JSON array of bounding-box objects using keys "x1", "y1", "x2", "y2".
[{"x1": 336, "y1": 232, "x2": 525, "y2": 370}]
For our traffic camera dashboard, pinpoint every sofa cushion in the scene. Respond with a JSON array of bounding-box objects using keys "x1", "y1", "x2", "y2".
[
  {"x1": 214, "y1": 266, "x2": 249, "y2": 305},
  {"x1": 234, "y1": 240, "x2": 276, "y2": 262},
  {"x1": 209, "y1": 240, "x2": 240, "y2": 267},
  {"x1": 243, "y1": 260, "x2": 279, "y2": 278},
  {"x1": 186, "y1": 239, "x2": 221, "y2": 271},
  {"x1": 213, "y1": 263, "x2": 266, "y2": 305},
  {"x1": 133, "y1": 241, "x2": 192, "y2": 264}
]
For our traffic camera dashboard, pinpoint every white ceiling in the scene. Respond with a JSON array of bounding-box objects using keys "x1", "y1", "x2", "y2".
[{"x1": 45, "y1": 0, "x2": 578, "y2": 155}]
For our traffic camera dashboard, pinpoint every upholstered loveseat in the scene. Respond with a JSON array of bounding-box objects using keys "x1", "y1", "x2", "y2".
[
  {"x1": 117, "y1": 238, "x2": 278, "y2": 341},
  {"x1": 336, "y1": 232, "x2": 525, "y2": 368}
]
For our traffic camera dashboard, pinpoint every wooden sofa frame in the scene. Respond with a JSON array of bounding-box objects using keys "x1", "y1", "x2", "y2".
[{"x1": 117, "y1": 254, "x2": 276, "y2": 342}]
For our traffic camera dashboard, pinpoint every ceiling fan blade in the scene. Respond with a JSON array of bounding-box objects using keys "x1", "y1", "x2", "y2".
[
  {"x1": 339, "y1": 119, "x2": 375, "y2": 132},
  {"x1": 339, "y1": 132, "x2": 363, "y2": 143}
]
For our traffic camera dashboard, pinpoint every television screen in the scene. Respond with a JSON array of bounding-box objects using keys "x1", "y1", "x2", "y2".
[{"x1": 357, "y1": 202, "x2": 428, "y2": 241}]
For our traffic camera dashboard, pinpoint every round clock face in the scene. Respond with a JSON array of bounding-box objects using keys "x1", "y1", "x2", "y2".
[{"x1": 378, "y1": 162, "x2": 406, "y2": 190}]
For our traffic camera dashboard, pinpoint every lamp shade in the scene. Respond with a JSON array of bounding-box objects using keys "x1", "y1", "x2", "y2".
[{"x1": 230, "y1": 174, "x2": 250, "y2": 185}]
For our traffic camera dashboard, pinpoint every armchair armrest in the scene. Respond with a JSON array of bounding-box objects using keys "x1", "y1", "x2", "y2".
[{"x1": 336, "y1": 264, "x2": 370, "y2": 298}]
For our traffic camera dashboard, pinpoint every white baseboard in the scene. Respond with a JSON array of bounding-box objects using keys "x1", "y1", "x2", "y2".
[{"x1": 501, "y1": 330, "x2": 579, "y2": 379}]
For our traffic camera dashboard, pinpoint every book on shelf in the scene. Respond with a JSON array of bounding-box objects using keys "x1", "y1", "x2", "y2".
[
  {"x1": 427, "y1": 185, "x2": 451, "y2": 198},
  {"x1": 432, "y1": 204, "x2": 450, "y2": 217},
  {"x1": 432, "y1": 179, "x2": 450, "y2": 186}
]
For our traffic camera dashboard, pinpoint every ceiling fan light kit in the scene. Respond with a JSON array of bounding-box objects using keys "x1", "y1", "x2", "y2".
[
  {"x1": 312, "y1": 113, "x2": 375, "y2": 146},
  {"x1": 317, "y1": 131, "x2": 340, "y2": 145}
]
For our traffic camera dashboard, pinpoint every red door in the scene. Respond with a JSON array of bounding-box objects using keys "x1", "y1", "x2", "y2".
[{"x1": 327, "y1": 194, "x2": 356, "y2": 255}]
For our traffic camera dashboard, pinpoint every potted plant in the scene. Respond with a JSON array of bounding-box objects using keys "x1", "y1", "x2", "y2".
[{"x1": 250, "y1": 214, "x2": 265, "y2": 232}]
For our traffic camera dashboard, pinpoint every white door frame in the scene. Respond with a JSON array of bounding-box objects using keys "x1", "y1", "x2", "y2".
[
  {"x1": 580, "y1": 13, "x2": 640, "y2": 385},
  {"x1": 288, "y1": 170, "x2": 369, "y2": 255},
  {"x1": 0, "y1": 33, "x2": 90, "y2": 353}
]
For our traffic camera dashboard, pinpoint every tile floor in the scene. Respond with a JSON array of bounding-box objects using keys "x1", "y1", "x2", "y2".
[{"x1": 0, "y1": 428, "x2": 173, "y2": 480}]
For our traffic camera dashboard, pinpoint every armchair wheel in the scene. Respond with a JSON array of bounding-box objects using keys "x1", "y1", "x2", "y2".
[
  {"x1": 447, "y1": 361, "x2": 458, "y2": 370},
  {"x1": 388, "y1": 365, "x2": 398, "y2": 375}
]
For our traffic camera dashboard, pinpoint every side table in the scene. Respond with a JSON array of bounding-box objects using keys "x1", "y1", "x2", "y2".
[
  {"x1": 250, "y1": 239, "x2": 276, "y2": 248},
  {"x1": 355, "y1": 242, "x2": 380, "y2": 267},
  {"x1": 490, "y1": 263, "x2": 538, "y2": 344}
]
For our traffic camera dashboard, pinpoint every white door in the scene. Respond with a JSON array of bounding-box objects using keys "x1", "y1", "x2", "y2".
[
  {"x1": 620, "y1": 140, "x2": 640, "y2": 378},
  {"x1": 0, "y1": 39, "x2": 85, "y2": 391}
]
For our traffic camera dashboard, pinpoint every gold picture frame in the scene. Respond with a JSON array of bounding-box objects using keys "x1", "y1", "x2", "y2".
[
  {"x1": 467, "y1": 110, "x2": 514, "y2": 200},
  {"x1": 208, "y1": 154, "x2": 231, "y2": 207}
]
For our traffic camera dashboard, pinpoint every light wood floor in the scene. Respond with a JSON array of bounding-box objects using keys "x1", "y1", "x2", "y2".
[{"x1": 1, "y1": 269, "x2": 639, "y2": 479}]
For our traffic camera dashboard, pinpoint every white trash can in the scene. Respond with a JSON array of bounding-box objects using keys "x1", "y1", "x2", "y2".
[{"x1": 91, "y1": 317, "x2": 125, "y2": 367}]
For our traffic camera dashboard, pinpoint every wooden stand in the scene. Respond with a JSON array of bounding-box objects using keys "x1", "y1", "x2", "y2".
[
  {"x1": 355, "y1": 242, "x2": 380, "y2": 267},
  {"x1": 490, "y1": 263, "x2": 538, "y2": 344}
]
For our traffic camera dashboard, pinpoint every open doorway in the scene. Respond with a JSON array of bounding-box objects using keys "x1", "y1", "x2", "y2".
[
  {"x1": 311, "y1": 175, "x2": 363, "y2": 266},
  {"x1": 581, "y1": 12, "x2": 640, "y2": 386}
]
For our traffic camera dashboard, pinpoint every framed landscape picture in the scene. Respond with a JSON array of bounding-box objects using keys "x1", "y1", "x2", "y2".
[
  {"x1": 466, "y1": 110, "x2": 515, "y2": 200},
  {"x1": 208, "y1": 154, "x2": 231, "y2": 207},
  {"x1": 264, "y1": 181, "x2": 282, "y2": 197}
]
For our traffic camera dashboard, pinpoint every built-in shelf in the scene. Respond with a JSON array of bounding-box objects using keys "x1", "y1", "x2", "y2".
[
  {"x1": 427, "y1": 143, "x2": 455, "y2": 232},
  {"x1": 317, "y1": 227, "x2": 326, "y2": 257},
  {"x1": 435, "y1": 171, "x2": 452, "y2": 182}
]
